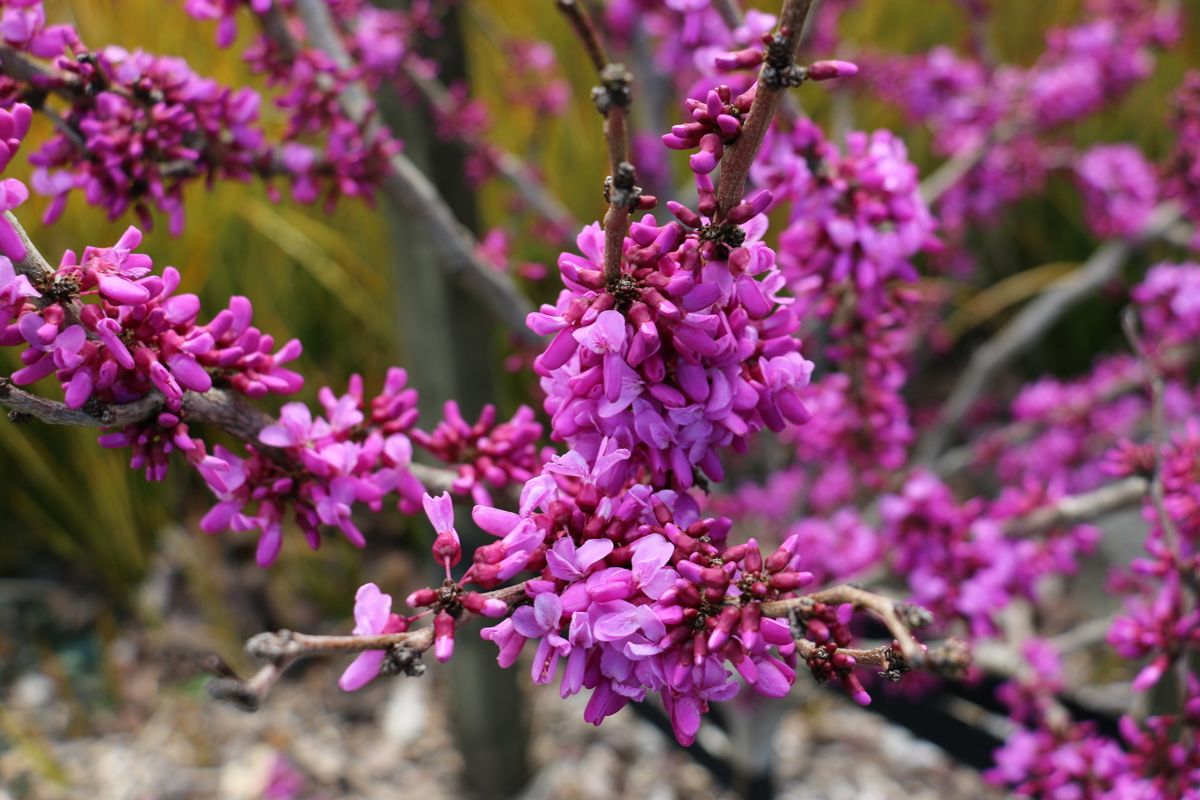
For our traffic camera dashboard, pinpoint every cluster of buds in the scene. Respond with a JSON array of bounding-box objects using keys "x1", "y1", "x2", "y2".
[
  {"x1": 23, "y1": 44, "x2": 267, "y2": 233},
  {"x1": 662, "y1": 85, "x2": 756, "y2": 174},
  {"x1": 410, "y1": 401, "x2": 545, "y2": 507},
  {"x1": 3, "y1": 223, "x2": 302, "y2": 416}
]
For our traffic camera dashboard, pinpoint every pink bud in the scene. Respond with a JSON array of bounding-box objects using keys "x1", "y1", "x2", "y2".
[{"x1": 807, "y1": 60, "x2": 858, "y2": 81}]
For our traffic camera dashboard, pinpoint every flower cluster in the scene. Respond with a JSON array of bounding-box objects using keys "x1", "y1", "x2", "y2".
[
  {"x1": 1166, "y1": 70, "x2": 1200, "y2": 244},
  {"x1": 1074, "y1": 144, "x2": 1159, "y2": 240},
  {"x1": 410, "y1": 401, "x2": 546, "y2": 506},
  {"x1": 531, "y1": 202, "x2": 814, "y2": 492},
  {"x1": 990, "y1": 643, "x2": 1200, "y2": 799},
  {"x1": 880, "y1": 471, "x2": 1099, "y2": 638},
  {"x1": 875, "y1": 0, "x2": 1179, "y2": 247},
  {"x1": 367, "y1": 447, "x2": 828, "y2": 745},
  {"x1": 1131, "y1": 262, "x2": 1200, "y2": 366},
  {"x1": 5, "y1": 225, "x2": 302, "y2": 411},
  {"x1": 197, "y1": 370, "x2": 424, "y2": 566},
  {"x1": 26, "y1": 47, "x2": 266, "y2": 233}
]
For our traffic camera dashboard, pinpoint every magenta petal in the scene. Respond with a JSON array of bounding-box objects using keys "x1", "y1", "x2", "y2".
[
  {"x1": 12, "y1": 353, "x2": 56, "y2": 384},
  {"x1": 338, "y1": 650, "x2": 386, "y2": 691},
  {"x1": 200, "y1": 500, "x2": 240, "y2": 533},
  {"x1": 255, "y1": 525, "x2": 283, "y2": 567},
  {"x1": 0, "y1": 218, "x2": 26, "y2": 264},
  {"x1": 167, "y1": 353, "x2": 212, "y2": 392},
  {"x1": 97, "y1": 274, "x2": 151, "y2": 305},
  {"x1": 472, "y1": 505, "x2": 522, "y2": 536},
  {"x1": 64, "y1": 368, "x2": 94, "y2": 408}
]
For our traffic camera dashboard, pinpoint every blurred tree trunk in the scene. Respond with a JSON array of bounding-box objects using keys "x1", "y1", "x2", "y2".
[{"x1": 375, "y1": 6, "x2": 531, "y2": 797}]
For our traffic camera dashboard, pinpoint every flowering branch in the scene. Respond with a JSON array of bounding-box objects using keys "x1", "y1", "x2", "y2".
[
  {"x1": 1122, "y1": 308, "x2": 1185, "y2": 562},
  {"x1": 556, "y1": 0, "x2": 643, "y2": 286},
  {"x1": 714, "y1": 0, "x2": 816, "y2": 220},
  {"x1": 762, "y1": 584, "x2": 935, "y2": 668},
  {"x1": 1003, "y1": 475, "x2": 1149, "y2": 537}
]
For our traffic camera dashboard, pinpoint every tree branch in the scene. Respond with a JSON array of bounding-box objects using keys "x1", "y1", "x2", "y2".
[
  {"x1": 1002, "y1": 475, "x2": 1149, "y2": 537},
  {"x1": 916, "y1": 202, "x2": 1184, "y2": 462},
  {"x1": 402, "y1": 64, "x2": 579, "y2": 237},
  {"x1": 761, "y1": 584, "x2": 930, "y2": 667},
  {"x1": 1122, "y1": 308, "x2": 1185, "y2": 563}
]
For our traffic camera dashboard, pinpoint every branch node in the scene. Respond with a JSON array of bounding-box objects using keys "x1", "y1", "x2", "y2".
[
  {"x1": 246, "y1": 629, "x2": 295, "y2": 662},
  {"x1": 604, "y1": 162, "x2": 642, "y2": 210},
  {"x1": 381, "y1": 644, "x2": 426, "y2": 678},
  {"x1": 761, "y1": 33, "x2": 807, "y2": 89},
  {"x1": 925, "y1": 637, "x2": 972, "y2": 678},
  {"x1": 7, "y1": 410, "x2": 32, "y2": 424},
  {"x1": 895, "y1": 602, "x2": 934, "y2": 630},
  {"x1": 592, "y1": 63, "x2": 632, "y2": 115},
  {"x1": 207, "y1": 678, "x2": 262, "y2": 711}
]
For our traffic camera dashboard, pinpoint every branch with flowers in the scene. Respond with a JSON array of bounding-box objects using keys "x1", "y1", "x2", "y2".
[{"x1": 3, "y1": 0, "x2": 1200, "y2": 795}]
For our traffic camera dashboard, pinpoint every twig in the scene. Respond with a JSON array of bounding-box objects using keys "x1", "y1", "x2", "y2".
[
  {"x1": 211, "y1": 582, "x2": 530, "y2": 710},
  {"x1": 919, "y1": 140, "x2": 987, "y2": 206},
  {"x1": 556, "y1": 0, "x2": 636, "y2": 287},
  {"x1": 714, "y1": 0, "x2": 816, "y2": 220},
  {"x1": 761, "y1": 584, "x2": 928, "y2": 667},
  {"x1": 1002, "y1": 475, "x2": 1149, "y2": 537},
  {"x1": 554, "y1": 0, "x2": 608, "y2": 73},
  {"x1": 403, "y1": 64, "x2": 579, "y2": 236},
  {"x1": 277, "y1": 0, "x2": 540, "y2": 346},
  {"x1": 916, "y1": 202, "x2": 1184, "y2": 462},
  {"x1": 712, "y1": 0, "x2": 744, "y2": 30},
  {"x1": 0, "y1": 377, "x2": 458, "y2": 491},
  {"x1": 1121, "y1": 308, "x2": 1184, "y2": 561}
]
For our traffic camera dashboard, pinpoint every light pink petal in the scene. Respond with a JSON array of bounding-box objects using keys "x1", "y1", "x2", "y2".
[{"x1": 338, "y1": 650, "x2": 386, "y2": 691}]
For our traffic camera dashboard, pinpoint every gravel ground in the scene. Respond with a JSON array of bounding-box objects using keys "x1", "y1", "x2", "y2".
[{"x1": 1, "y1": 641, "x2": 1003, "y2": 800}]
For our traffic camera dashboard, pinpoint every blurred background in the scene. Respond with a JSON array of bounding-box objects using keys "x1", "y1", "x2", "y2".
[{"x1": 0, "y1": 0, "x2": 1195, "y2": 797}]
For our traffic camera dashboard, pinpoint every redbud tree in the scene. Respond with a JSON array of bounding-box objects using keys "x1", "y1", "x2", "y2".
[{"x1": 0, "y1": 0, "x2": 1197, "y2": 796}]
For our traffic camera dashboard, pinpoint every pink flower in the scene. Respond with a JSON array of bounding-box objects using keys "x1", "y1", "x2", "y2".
[{"x1": 338, "y1": 583, "x2": 408, "y2": 691}]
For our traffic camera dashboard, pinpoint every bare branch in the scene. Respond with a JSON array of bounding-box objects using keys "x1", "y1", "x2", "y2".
[
  {"x1": 916, "y1": 202, "x2": 1184, "y2": 462},
  {"x1": 712, "y1": 0, "x2": 744, "y2": 30},
  {"x1": 1003, "y1": 475, "x2": 1149, "y2": 537},
  {"x1": 403, "y1": 65, "x2": 579, "y2": 236},
  {"x1": 555, "y1": 0, "x2": 609, "y2": 73},
  {"x1": 761, "y1": 584, "x2": 930, "y2": 667},
  {"x1": 1122, "y1": 308, "x2": 1185, "y2": 561}
]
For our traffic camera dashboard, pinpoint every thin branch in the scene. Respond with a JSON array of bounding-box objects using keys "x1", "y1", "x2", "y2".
[
  {"x1": 1122, "y1": 308, "x2": 1185, "y2": 562},
  {"x1": 210, "y1": 582, "x2": 530, "y2": 710},
  {"x1": 919, "y1": 140, "x2": 987, "y2": 206},
  {"x1": 712, "y1": 0, "x2": 744, "y2": 30},
  {"x1": 1002, "y1": 475, "x2": 1149, "y2": 537},
  {"x1": 278, "y1": 0, "x2": 540, "y2": 345},
  {"x1": 915, "y1": 202, "x2": 1184, "y2": 462},
  {"x1": 761, "y1": 584, "x2": 928, "y2": 667},
  {"x1": 556, "y1": 0, "x2": 636, "y2": 287},
  {"x1": 403, "y1": 65, "x2": 579, "y2": 236},
  {"x1": 554, "y1": 0, "x2": 608, "y2": 73},
  {"x1": 714, "y1": 0, "x2": 816, "y2": 220}
]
